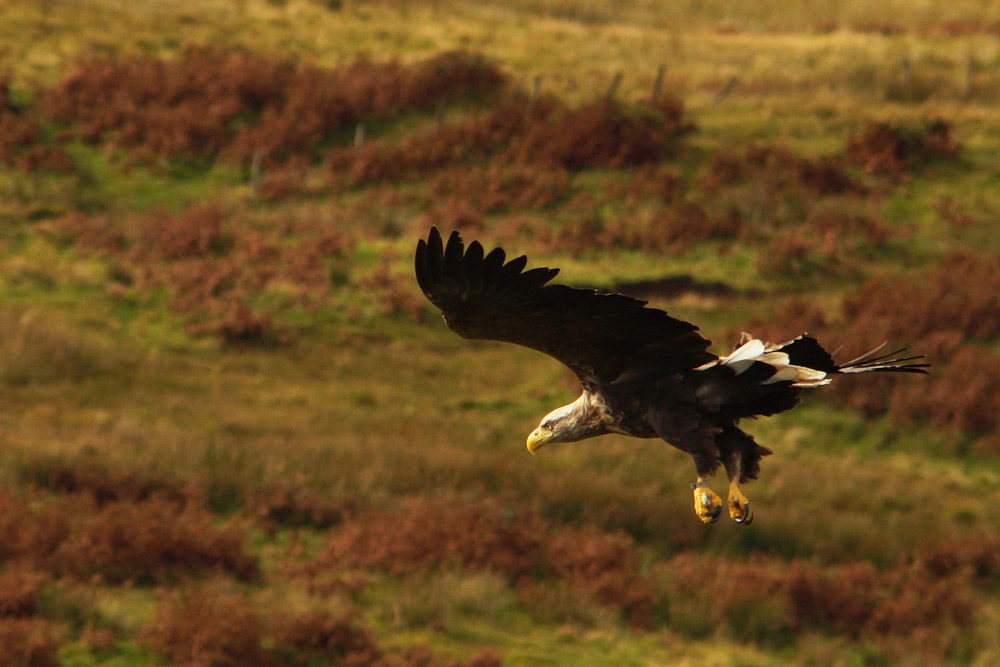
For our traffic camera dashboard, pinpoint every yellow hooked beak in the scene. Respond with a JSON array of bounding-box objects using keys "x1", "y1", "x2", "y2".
[{"x1": 526, "y1": 426, "x2": 553, "y2": 454}]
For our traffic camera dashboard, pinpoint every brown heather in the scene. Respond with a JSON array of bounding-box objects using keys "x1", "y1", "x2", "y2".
[
  {"x1": 0, "y1": 492, "x2": 71, "y2": 565},
  {"x1": 429, "y1": 163, "x2": 571, "y2": 214},
  {"x1": 251, "y1": 481, "x2": 353, "y2": 533},
  {"x1": 52, "y1": 499, "x2": 260, "y2": 584},
  {"x1": 333, "y1": 95, "x2": 689, "y2": 188},
  {"x1": 546, "y1": 202, "x2": 741, "y2": 257},
  {"x1": 272, "y1": 611, "x2": 382, "y2": 666},
  {"x1": 657, "y1": 550, "x2": 976, "y2": 655},
  {"x1": 840, "y1": 251, "x2": 1000, "y2": 343},
  {"x1": 704, "y1": 143, "x2": 861, "y2": 196},
  {"x1": 132, "y1": 204, "x2": 231, "y2": 261},
  {"x1": 0, "y1": 491, "x2": 257, "y2": 585},
  {"x1": 45, "y1": 48, "x2": 505, "y2": 165},
  {"x1": 145, "y1": 588, "x2": 502, "y2": 667},
  {"x1": 331, "y1": 98, "x2": 558, "y2": 186},
  {"x1": 0, "y1": 80, "x2": 73, "y2": 173},
  {"x1": 846, "y1": 119, "x2": 958, "y2": 176},
  {"x1": 0, "y1": 618, "x2": 61, "y2": 667},
  {"x1": 310, "y1": 497, "x2": 655, "y2": 626},
  {"x1": 53, "y1": 203, "x2": 351, "y2": 343},
  {"x1": 143, "y1": 589, "x2": 277, "y2": 667},
  {"x1": 749, "y1": 250, "x2": 1000, "y2": 449},
  {"x1": 0, "y1": 567, "x2": 47, "y2": 618},
  {"x1": 513, "y1": 96, "x2": 690, "y2": 169},
  {"x1": 295, "y1": 495, "x2": 995, "y2": 653},
  {"x1": 17, "y1": 455, "x2": 201, "y2": 508}
]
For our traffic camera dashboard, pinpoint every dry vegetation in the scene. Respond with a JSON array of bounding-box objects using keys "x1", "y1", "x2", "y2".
[
  {"x1": 2, "y1": 1, "x2": 1000, "y2": 664},
  {"x1": 45, "y1": 48, "x2": 505, "y2": 165}
]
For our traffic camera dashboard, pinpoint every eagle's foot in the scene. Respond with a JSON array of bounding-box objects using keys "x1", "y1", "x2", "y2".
[
  {"x1": 692, "y1": 481, "x2": 722, "y2": 524},
  {"x1": 728, "y1": 482, "x2": 753, "y2": 525}
]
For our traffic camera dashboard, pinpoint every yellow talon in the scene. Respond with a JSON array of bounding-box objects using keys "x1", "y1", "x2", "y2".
[
  {"x1": 728, "y1": 481, "x2": 753, "y2": 525},
  {"x1": 692, "y1": 482, "x2": 722, "y2": 523}
]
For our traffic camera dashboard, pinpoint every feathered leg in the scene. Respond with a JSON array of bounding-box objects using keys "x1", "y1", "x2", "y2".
[
  {"x1": 649, "y1": 405, "x2": 725, "y2": 524},
  {"x1": 717, "y1": 427, "x2": 771, "y2": 525}
]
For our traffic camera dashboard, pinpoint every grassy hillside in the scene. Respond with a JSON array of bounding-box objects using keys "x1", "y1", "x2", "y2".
[{"x1": 2, "y1": 1, "x2": 1000, "y2": 664}]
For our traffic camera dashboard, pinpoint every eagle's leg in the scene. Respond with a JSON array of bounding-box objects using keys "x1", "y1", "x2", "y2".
[
  {"x1": 727, "y1": 479, "x2": 753, "y2": 525},
  {"x1": 722, "y1": 453, "x2": 752, "y2": 524},
  {"x1": 720, "y1": 429, "x2": 759, "y2": 525},
  {"x1": 691, "y1": 454, "x2": 722, "y2": 523}
]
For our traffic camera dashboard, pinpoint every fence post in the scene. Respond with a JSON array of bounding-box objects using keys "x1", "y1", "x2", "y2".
[
  {"x1": 963, "y1": 51, "x2": 975, "y2": 99},
  {"x1": 606, "y1": 71, "x2": 623, "y2": 99},
  {"x1": 527, "y1": 74, "x2": 541, "y2": 117},
  {"x1": 354, "y1": 123, "x2": 365, "y2": 155},
  {"x1": 251, "y1": 149, "x2": 263, "y2": 193},
  {"x1": 651, "y1": 64, "x2": 665, "y2": 103}
]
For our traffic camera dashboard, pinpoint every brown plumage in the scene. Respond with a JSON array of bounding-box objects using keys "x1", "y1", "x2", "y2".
[{"x1": 415, "y1": 227, "x2": 928, "y2": 524}]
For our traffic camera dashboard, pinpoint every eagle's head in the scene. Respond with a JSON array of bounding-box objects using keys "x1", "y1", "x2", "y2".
[{"x1": 526, "y1": 394, "x2": 606, "y2": 453}]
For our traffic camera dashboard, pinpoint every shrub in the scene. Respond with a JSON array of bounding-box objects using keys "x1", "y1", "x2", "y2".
[
  {"x1": 889, "y1": 344, "x2": 1000, "y2": 438},
  {"x1": 916, "y1": 535, "x2": 1000, "y2": 588},
  {"x1": 755, "y1": 208, "x2": 889, "y2": 278},
  {"x1": 54, "y1": 204, "x2": 351, "y2": 343},
  {"x1": 840, "y1": 251, "x2": 1000, "y2": 344},
  {"x1": 704, "y1": 143, "x2": 860, "y2": 196},
  {"x1": 543, "y1": 525, "x2": 654, "y2": 627},
  {"x1": 313, "y1": 497, "x2": 543, "y2": 581},
  {"x1": 143, "y1": 589, "x2": 275, "y2": 667},
  {"x1": 547, "y1": 202, "x2": 738, "y2": 257},
  {"x1": 213, "y1": 298, "x2": 276, "y2": 346},
  {"x1": 51, "y1": 499, "x2": 259, "y2": 584},
  {"x1": 133, "y1": 204, "x2": 231, "y2": 260},
  {"x1": 0, "y1": 618, "x2": 61, "y2": 667},
  {"x1": 654, "y1": 551, "x2": 976, "y2": 655},
  {"x1": 333, "y1": 97, "x2": 551, "y2": 186},
  {"x1": 310, "y1": 497, "x2": 654, "y2": 625},
  {"x1": 846, "y1": 119, "x2": 958, "y2": 176},
  {"x1": 429, "y1": 163, "x2": 571, "y2": 214},
  {"x1": 251, "y1": 483, "x2": 352, "y2": 532},
  {"x1": 146, "y1": 588, "x2": 502, "y2": 667},
  {"x1": 272, "y1": 611, "x2": 381, "y2": 665},
  {"x1": 0, "y1": 568, "x2": 48, "y2": 618},
  {"x1": 514, "y1": 98, "x2": 690, "y2": 169},
  {"x1": 745, "y1": 250, "x2": 1000, "y2": 446},
  {"x1": 0, "y1": 492, "x2": 71, "y2": 565},
  {"x1": 46, "y1": 48, "x2": 506, "y2": 165},
  {"x1": 0, "y1": 80, "x2": 73, "y2": 173},
  {"x1": 334, "y1": 94, "x2": 690, "y2": 187},
  {"x1": 18, "y1": 455, "x2": 201, "y2": 509}
]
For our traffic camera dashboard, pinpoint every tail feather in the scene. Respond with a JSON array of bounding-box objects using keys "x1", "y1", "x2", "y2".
[
  {"x1": 836, "y1": 343, "x2": 930, "y2": 374},
  {"x1": 705, "y1": 334, "x2": 929, "y2": 390},
  {"x1": 765, "y1": 335, "x2": 929, "y2": 376}
]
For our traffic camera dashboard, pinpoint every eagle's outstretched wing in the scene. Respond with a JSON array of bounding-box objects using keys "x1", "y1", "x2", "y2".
[{"x1": 415, "y1": 227, "x2": 715, "y2": 388}]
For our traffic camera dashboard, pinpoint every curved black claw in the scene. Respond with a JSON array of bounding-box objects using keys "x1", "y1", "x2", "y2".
[
  {"x1": 735, "y1": 504, "x2": 753, "y2": 526},
  {"x1": 706, "y1": 504, "x2": 722, "y2": 523}
]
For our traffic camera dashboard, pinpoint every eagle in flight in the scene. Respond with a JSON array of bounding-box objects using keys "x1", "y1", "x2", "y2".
[{"x1": 415, "y1": 228, "x2": 927, "y2": 525}]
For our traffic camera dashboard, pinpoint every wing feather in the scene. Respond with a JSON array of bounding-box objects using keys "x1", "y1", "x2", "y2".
[{"x1": 415, "y1": 227, "x2": 715, "y2": 387}]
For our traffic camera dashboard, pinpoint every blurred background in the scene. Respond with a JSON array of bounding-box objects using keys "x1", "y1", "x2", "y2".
[{"x1": 1, "y1": 0, "x2": 999, "y2": 664}]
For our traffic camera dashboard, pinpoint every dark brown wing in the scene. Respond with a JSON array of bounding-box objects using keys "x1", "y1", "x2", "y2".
[{"x1": 415, "y1": 227, "x2": 715, "y2": 388}]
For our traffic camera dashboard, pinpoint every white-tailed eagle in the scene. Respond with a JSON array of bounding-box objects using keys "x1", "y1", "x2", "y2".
[{"x1": 415, "y1": 227, "x2": 927, "y2": 524}]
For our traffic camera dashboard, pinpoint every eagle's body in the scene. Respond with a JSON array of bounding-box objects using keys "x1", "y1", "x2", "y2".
[{"x1": 415, "y1": 228, "x2": 927, "y2": 524}]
